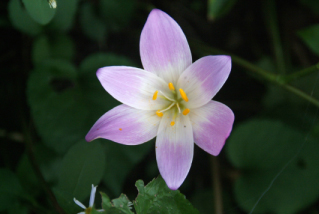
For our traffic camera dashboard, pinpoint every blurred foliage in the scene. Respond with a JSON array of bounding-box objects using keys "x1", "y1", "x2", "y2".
[
  {"x1": 1, "y1": 0, "x2": 319, "y2": 213},
  {"x1": 207, "y1": 0, "x2": 237, "y2": 21},
  {"x1": 298, "y1": 24, "x2": 319, "y2": 57},
  {"x1": 22, "y1": 0, "x2": 56, "y2": 25},
  {"x1": 227, "y1": 119, "x2": 319, "y2": 213}
]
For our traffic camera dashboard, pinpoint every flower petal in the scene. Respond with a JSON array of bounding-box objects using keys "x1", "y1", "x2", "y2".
[
  {"x1": 86, "y1": 104, "x2": 160, "y2": 145},
  {"x1": 73, "y1": 198, "x2": 86, "y2": 209},
  {"x1": 189, "y1": 101, "x2": 234, "y2": 156},
  {"x1": 177, "y1": 55, "x2": 232, "y2": 108},
  {"x1": 97, "y1": 66, "x2": 171, "y2": 110},
  {"x1": 156, "y1": 110, "x2": 194, "y2": 190},
  {"x1": 89, "y1": 184, "x2": 97, "y2": 207},
  {"x1": 140, "y1": 9, "x2": 192, "y2": 83}
]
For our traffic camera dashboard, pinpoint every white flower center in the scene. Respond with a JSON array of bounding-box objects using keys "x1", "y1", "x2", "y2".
[{"x1": 152, "y1": 82, "x2": 190, "y2": 126}]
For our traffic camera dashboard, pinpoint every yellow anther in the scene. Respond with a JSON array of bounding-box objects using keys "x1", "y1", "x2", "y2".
[
  {"x1": 182, "y1": 108, "x2": 190, "y2": 115},
  {"x1": 119, "y1": 128, "x2": 122, "y2": 131},
  {"x1": 156, "y1": 110, "x2": 163, "y2": 117},
  {"x1": 152, "y1": 90, "x2": 158, "y2": 100},
  {"x1": 168, "y1": 82, "x2": 175, "y2": 90},
  {"x1": 170, "y1": 121, "x2": 175, "y2": 126},
  {"x1": 179, "y1": 88, "x2": 189, "y2": 102}
]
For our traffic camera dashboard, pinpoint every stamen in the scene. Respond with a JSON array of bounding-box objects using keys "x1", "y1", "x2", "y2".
[
  {"x1": 159, "y1": 90, "x2": 175, "y2": 102},
  {"x1": 170, "y1": 121, "x2": 175, "y2": 126},
  {"x1": 168, "y1": 82, "x2": 175, "y2": 90},
  {"x1": 156, "y1": 110, "x2": 163, "y2": 117},
  {"x1": 176, "y1": 103, "x2": 181, "y2": 113},
  {"x1": 182, "y1": 108, "x2": 190, "y2": 115},
  {"x1": 152, "y1": 90, "x2": 158, "y2": 100},
  {"x1": 179, "y1": 88, "x2": 189, "y2": 102}
]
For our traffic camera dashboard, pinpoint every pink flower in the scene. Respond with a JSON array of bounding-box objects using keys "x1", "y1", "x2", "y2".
[{"x1": 86, "y1": 9, "x2": 234, "y2": 190}]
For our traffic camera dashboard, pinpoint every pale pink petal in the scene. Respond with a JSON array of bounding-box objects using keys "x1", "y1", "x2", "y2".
[
  {"x1": 86, "y1": 104, "x2": 160, "y2": 145},
  {"x1": 189, "y1": 101, "x2": 234, "y2": 156},
  {"x1": 156, "y1": 110, "x2": 194, "y2": 190},
  {"x1": 97, "y1": 66, "x2": 171, "y2": 110},
  {"x1": 177, "y1": 55, "x2": 231, "y2": 109},
  {"x1": 140, "y1": 9, "x2": 192, "y2": 83}
]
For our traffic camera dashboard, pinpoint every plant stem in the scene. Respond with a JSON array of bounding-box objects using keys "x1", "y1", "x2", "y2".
[
  {"x1": 23, "y1": 122, "x2": 66, "y2": 214},
  {"x1": 211, "y1": 156, "x2": 223, "y2": 214},
  {"x1": 189, "y1": 39, "x2": 319, "y2": 108},
  {"x1": 284, "y1": 63, "x2": 319, "y2": 83},
  {"x1": 263, "y1": 0, "x2": 286, "y2": 74}
]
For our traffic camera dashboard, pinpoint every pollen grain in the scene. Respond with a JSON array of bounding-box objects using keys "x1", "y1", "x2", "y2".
[
  {"x1": 179, "y1": 88, "x2": 189, "y2": 102},
  {"x1": 170, "y1": 121, "x2": 175, "y2": 126}
]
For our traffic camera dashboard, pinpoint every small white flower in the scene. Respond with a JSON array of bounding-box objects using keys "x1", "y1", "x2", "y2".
[
  {"x1": 74, "y1": 184, "x2": 104, "y2": 214},
  {"x1": 48, "y1": 0, "x2": 57, "y2": 9}
]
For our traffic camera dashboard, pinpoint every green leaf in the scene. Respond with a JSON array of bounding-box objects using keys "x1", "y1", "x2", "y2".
[
  {"x1": 0, "y1": 169, "x2": 23, "y2": 211},
  {"x1": 48, "y1": 0, "x2": 79, "y2": 31},
  {"x1": 22, "y1": 0, "x2": 56, "y2": 25},
  {"x1": 8, "y1": 0, "x2": 42, "y2": 36},
  {"x1": 103, "y1": 142, "x2": 153, "y2": 196},
  {"x1": 27, "y1": 53, "x2": 135, "y2": 154},
  {"x1": 80, "y1": 2, "x2": 107, "y2": 42},
  {"x1": 134, "y1": 176, "x2": 199, "y2": 214},
  {"x1": 7, "y1": 201, "x2": 29, "y2": 214},
  {"x1": 91, "y1": 208, "x2": 106, "y2": 214},
  {"x1": 99, "y1": 0, "x2": 136, "y2": 32},
  {"x1": 27, "y1": 59, "x2": 88, "y2": 153},
  {"x1": 207, "y1": 0, "x2": 237, "y2": 21},
  {"x1": 101, "y1": 192, "x2": 112, "y2": 209},
  {"x1": 54, "y1": 188, "x2": 81, "y2": 214},
  {"x1": 101, "y1": 192, "x2": 133, "y2": 214},
  {"x1": 226, "y1": 119, "x2": 319, "y2": 213},
  {"x1": 298, "y1": 24, "x2": 319, "y2": 57},
  {"x1": 56, "y1": 140, "x2": 106, "y2": 201},
  {"x1": 32, "y1": 34, "x2": 75, "y2": 65},
  {"x1": 16, "y1": 143, "x2": 61, "y2": 197}
]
